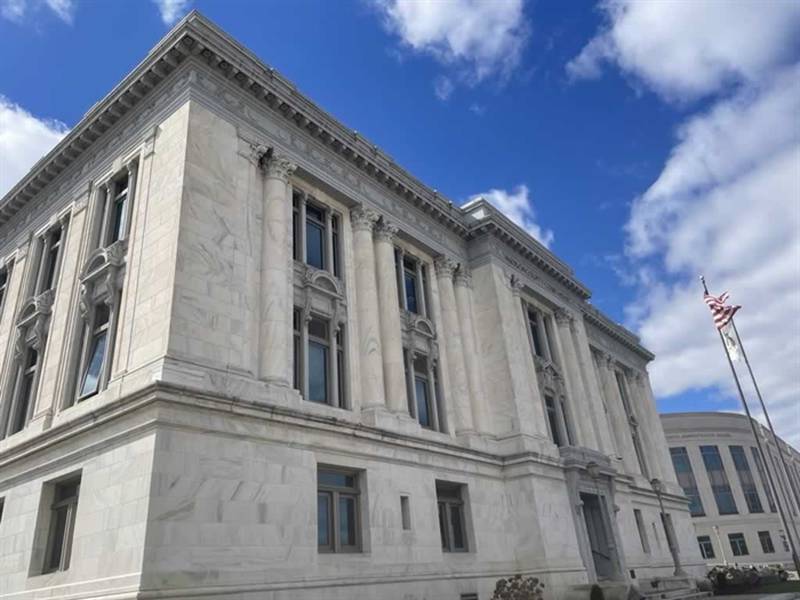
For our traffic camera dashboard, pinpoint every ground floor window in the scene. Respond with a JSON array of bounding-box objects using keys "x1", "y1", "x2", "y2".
[
  {"x1": 436, "y1": 481, "x2": 468, "y2": 552},
  {"x1": 317, "y1": 466, "x2": 361, "y2": 553},
  {"x1": 697, "y1": 535, "x2": 715, "y2": 559},
  {"x1": 43, "y1": 475, "x2": 81, "y2": 573},
  {"x1": 758, "y1": 530, "x2": 775, "y2": 554},
  {"x1": 729, "y1": 532, "x2": 748, "y2": 557}
]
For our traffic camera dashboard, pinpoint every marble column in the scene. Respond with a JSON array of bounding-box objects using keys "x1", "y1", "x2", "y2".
[
  {"x1": 598, "y1": 353, "x2": 639, "y2": 475},
  {"x1": 374, "y1": 219, "x2": 407, "y2": 414},
  {"x1": 635, "y1": 371, "x2": 673, "y2": 483},
  {"x1": 351, "y1": 207, "x2": 386, "y2": 409},
  {"x1": 553, "y1": 308, "x2": 596, "y2": 448},
  {"x1": 258, "y1": 153, "x2": 296, "y2": 385},
  {"x1": 454, "y1": 267, "x2": 488, "y2": 433},
  {"x1": 435, "y1": 257, "x2": 473, "y2": 433}
]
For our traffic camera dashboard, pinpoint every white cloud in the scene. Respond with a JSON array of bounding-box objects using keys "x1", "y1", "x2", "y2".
[
  {"x1": 567, "y1": 0, "x2": 800, "y2": 102},
  {"x1": 153, "y1": 0, "x2": 190, "y2": 26},
  {"x1": 373, "y1": 0, "x2": 528, "y2": 90},
  {"x1": 470, "y1": 185, "x2": 554, "y2": 248},
  {"x1": 0, "y1": 95, "x2": 68, "y2": 197},
  {"x1": 1, "y1": 0, "x2": 74, "y2": 23},
  {"x1": 433, "y1": 75, "x2": 454, "y2": 101}
]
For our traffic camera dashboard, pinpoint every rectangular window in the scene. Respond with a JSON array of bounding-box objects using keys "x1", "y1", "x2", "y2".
[
  {"x1": 437, "y1": 481, "x2": 468, "y2": 552},
  {"x1": 545, "y1": 395, "x2": 563, "y2": 447},
  {"x1": 395, "y1": 252, "x2": 429, "y2": 317},
  {"x1": 76, "y1": 304, "x2": 111, "y2": 400},
  {"x1": 43, "y1": 475, "x2": 81, "y2": 573},
  {"x1": 292, "y1": 191, "x2": 341, "y2": 277},
  {"x1": 0, "y1": 266, "x2": 8, "y2": 319},
  {"x1": 758, "y1": 530, "x2": 775, "y2": 554},
  {"x1": 728, "y1": 532, "x2": 748, "y2": 557},
  {"x1": 634, "y1": 509, "x2": 650, "y2": 553},
  {"x1": 616, "y1": 371, "x2": 648, "y2": 477},
  {"x1": 36, "y1": 225, "x2": 64, "y2": 294},
  {"x1": 527, "y1": 309, "x2": 546, "y2": 358},
  {"x1": 730, "y1": 445, "x2": 763, "y2": 514},
  {"x1": 317, "y1": 467, "x2": 361, "y2": 553},
  {"x1": 700, "y1": 445, "x2": 738, "y2": 515},
  {"x1": 751, "y1": 447, "x2": 777, "y2": 512},
  {"x1": 670, "y1": 447, "x2": 705, "y2": 516},
  {"x1": 9, "y1": 348, "x2": 39, "y2": 435},
  {"x1": 697, "y1": 535, "x2": 715, "y2": 559},
  {"x1": 403, "y1": 351, "x2": 442, "y2": 431},
  {"x1": 307, "y1": 316, "x2": 329, "y2": 405},
  {"x1": 0, "y1": 497, "x2": 4, "y2": 523},
  {"x1": 400, "y1": 495, "x2": 411, "y2": 530},
  {"x1": 106, "y1": 175, "x2": 130, "y2": 245},
  {"x1": 294, "y1": 310, "x2": 346, "y2": 408}
]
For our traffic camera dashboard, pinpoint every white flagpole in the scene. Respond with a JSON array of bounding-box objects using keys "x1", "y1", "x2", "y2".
[{"x1": 700, "y1": 276, "x2": 800, "y2": 573}]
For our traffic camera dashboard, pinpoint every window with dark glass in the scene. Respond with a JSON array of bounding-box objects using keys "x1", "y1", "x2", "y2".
[
  {"x1": 395, "y1": 251, "x2": 429, "y2": 317},
  {"x1": 76, "y1": 304, "x2": 111, "y2": 400},
  {"x1": 616, "y1": 371, "x2": 648, "y2": 477},
  {"x1": 527, "y1": 309, "x2": 545, "y2": 358},
  {"x1": 437, "y1": 481, "x2": 468, "y2": 552},
  {"x1": 106, "y1": 175, "x2": 129, "y2": 245},
  {"x1": 697, "y1": 535, "x2": 715, "y2": 559},
  {"x1": 634, "y1": 509, "x2": 650, "y2": 553},
  {"x1": 730, "y1": 445, "x2": 763, "y2": 514},
  {"x1": 670, "y1": 447, "x2": 705, "y2": 516},
  {"x1": 728, "y1": 532, "x2": 748, "y2": 557},
  {"x1": 317, "y1": 467, "x2": 360, "y2": 553},
  {"x1": 758, "y1": 530, "x2": 775, "y2": 554},
  {"x1": 545, "y1": 395, "x2": 563, "y2": 447},
  {"x1": 0, "y1": 266, "x2": 8, "y2": 319},
  {"x1": 751, "y1": 447, "x2": 777, "y2": 512},
  {"x1": 294, "y1": 309, "x2": 345, "y2": 408},
  {"x1": 36, "y1": 225, "x2": 64, "y2": 294},
  {"x1": 404, "y1": 352, "x2": 442, "y2": 430},
  {"x1": 43, "y1": 475, "x2": 81, "y2": 573},
  {"x1": 292, "y1": 191, "x2": 341, "y2": 277},
  {"x1": 700, "y1": 445, "x2": 738, "y2": 515},
  {"x1": 9, "y1": 348, "x2": 38, "y2": 435}
]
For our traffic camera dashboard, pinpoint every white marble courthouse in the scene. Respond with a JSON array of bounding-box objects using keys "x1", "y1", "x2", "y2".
[
  {"x1": 0, "y1": 12, "x2": 705, "y2": 600},
  {"x1": 662, "y1": 412, "x2": 800, "y2": 568}
]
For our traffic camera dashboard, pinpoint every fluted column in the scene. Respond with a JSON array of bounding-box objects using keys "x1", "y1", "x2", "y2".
[
  {"x1": 553, "y1": 309, "x2": 594, "y2": 447},
  {"x1": 598, "y1": 353, "x2": 638, "y2": 474},
  {"x1": 454, "y1": 267, "x2": 489, "y2": 433},
  {"x1": 259, "y1": 153, "x2": 296, "y2": 385},
  {"x1": 351, "y1": 207, "x2": 386, "y2": 408},
  {"x1": 435, "y1": 257, "x2": 473, "y2": 433},
  {"x1": 374, "y1": 219, "x2": 406, "y2": 413}
]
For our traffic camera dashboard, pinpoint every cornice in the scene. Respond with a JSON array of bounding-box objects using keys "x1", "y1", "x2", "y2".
[{"x1": 583, "y1": 305, "x2": 654, "y2": 361}]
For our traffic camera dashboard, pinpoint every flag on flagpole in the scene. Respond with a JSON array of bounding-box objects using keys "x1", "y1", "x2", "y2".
[
  {"x1": 721, "y1": 323, "x2": 740, "y2": 361},
  {"x1": 703, "y1": 291, "x2": 741, "y2": 330}
]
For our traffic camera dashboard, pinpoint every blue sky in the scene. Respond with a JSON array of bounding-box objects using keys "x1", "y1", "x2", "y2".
[{"x1": 1, "y1": 0, "x2": 798, "y2": 445}]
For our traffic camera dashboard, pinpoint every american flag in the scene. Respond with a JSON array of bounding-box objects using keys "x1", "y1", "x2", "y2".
[{"x1": 703, "y1": 291, "x2": 741, "y2": 330}]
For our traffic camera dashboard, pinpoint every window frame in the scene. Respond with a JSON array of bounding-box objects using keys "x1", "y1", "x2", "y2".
[
  {"x1": 436, "y1": 481, "x2": 469, "y2": 553},
  {"x1": 728, "y1": 532, "x2": 749, "y2": 557},
  {"x1": 758, "y1": 530, "x2": 775, "y2": 554},
  {"x1": 403, "y1": 350, "x2": 443, "y2": 431},
  {"x1": 292, "y1": 190, "x2": 341, "y2": 278},
  {"x1": 75, "y1": 303, "x2": 112, "y2": 401},
  {"x1": 317, "y1": 466, "x2": 361, "y2": 553},
  {"x1": 7, "y1": 347, "x2": 40, "y2": 436},
  {"x1": 294, "y1": 309, "x2": 346, "y2": 409},
  {"x1": 34, "y1": 224, "x2": 65, "y2": 296},
  {"x1": 0, "y1": 264, "x2": 9, "y2": 321},
  {"x1": 729, "y1": 445, "x2": 764, "y2": 514},
  {"x1": 42, "y1": 476, "x2": 81, "y2": 574},
  {"x1": 634, "y1": 508, "x2": 650, "y2": 554},
  {"x1": 697, "y1": 535, "x2": 715, "y2": 559},
  {"x1": 700, "y1": 445, "x2": 738, "y2": 516},
  {"x1": 670, "y1": 447, "x2": 706, "y2": 517},
  {"x1": 394, "y1": 249, "x2": 430, "y2": 318}
]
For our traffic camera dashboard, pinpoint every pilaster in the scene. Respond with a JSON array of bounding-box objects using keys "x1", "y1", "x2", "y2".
[{"x1": 597, "y1": 352, "x2": 639, "y2": 475}]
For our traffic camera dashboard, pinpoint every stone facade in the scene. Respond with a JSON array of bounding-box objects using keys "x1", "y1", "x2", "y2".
[
  {"x1": 0, "y1": 12, "x2": 704, "y2": 600},
  {"x1": 662, "y1": 412, "x2": 800, "y2": 568}
]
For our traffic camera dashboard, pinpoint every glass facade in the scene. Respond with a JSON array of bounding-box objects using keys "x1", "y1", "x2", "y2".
[
  {"x1": 730, "y1": 445, "x2": 763, "y2": 513},
  {"x1": 670, "y1": 447, "x2": 705, "y2": 516},
  {"x1": 700, "y1": 445, "x2": 738, "y2": 515}
]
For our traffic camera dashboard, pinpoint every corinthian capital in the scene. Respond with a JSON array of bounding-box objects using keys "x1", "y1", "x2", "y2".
[
  {"x1": 350, "y1": 206, "x2": 378, "y2": 232},
  {"x1": 554, "y1": 307, "x2": 573, "y2": 326},
  {"x1": 509, "y1": 273, "x2": 523, "y2": 297},
  {"x1": 263, "y1": 151, "x2": 296, "y2": 182},
  {"x1": 374, "y1": 218, "x2": 398, "y2": 242},
  {"x1": 434, "y1": 255, "x2": 457, "y2": 279},
  {"x1": 454, "y1": 266, "x2": 472, "y2": 288}
]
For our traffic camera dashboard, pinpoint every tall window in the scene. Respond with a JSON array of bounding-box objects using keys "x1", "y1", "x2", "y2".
[
  {"x1": 700, "y1": 445, "x2": 738, "y2": 515},
  {"x1": 729, "y1": 445, "x2": 763, "y2": 514},
  {"x1": 0, "y1": 266, "x2": 8, "y2": 319},
  {"x1": 317, "y1": 467, "x2": 360, "y2": 553},
  {"x1": 697, "y1": 535, "x2": 715, "y2": 559},
  {"x1": 437, "y1": 481, "x2": 469, "y2": 552},
  {"x1": 728, "y1": 532, "x2": 748, "y2": 557},
  {"x1": 35, "y1": 224, "x2": 65, "y2": 295},
  {"x1": 395, "y1": 251, "x2": 429, "y2": 317},
  {"x1": 634, "y1": 509, "x2": 650, "y2": 553},
  {"x1": 294, "y1": 309, "x2": 346, "y2": 408},
  {"x1": 526, "y1": 308, "x2": 555, "y2": 362},
  {"x1": 616, "y1": 371, "x2": 648, "y2": 477},
  {"x1": 75, "y1": 304, "x2": 111, "y2": 400},
  {"x1": 104, "y1": 175, "x2": 130, "y2": 246},
  {"x1": 751, "y1": 447, "x2": 777, "y2": 512},
  {"x1": 7, "y1": 348, "x2": 39, "y2": 436},
  {"x1": 43, "y1": 475, "x2": 81, "y2": 573},
  {"x1": 403, "y1": 351, "x2": 443, "y2": 430},
  {"x1": 545, "y1": 395, "x2": 564, "y2": 447},
  {"x1": 758, "y1": 531, "x2": 775, "y2": 554},
  {"x1": 293, "y1": 191, "x2": 341, "y2": 277},
  {"x1": 670, "y1": 447, "x2": 705, "y2": 516},
  {"x1": 770, "y1": 452, "x2": 797, "y2": 516}
]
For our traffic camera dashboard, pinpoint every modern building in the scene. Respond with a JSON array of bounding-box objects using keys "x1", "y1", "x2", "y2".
[
  {"x1": 0, "y1": 12, "x2": 705, "y2": 600},
  {"x1": 662, "y1": 412, "x2": 800, "y2": 568}
]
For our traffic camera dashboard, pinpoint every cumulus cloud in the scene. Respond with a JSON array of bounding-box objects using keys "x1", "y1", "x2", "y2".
[
  {"x1": 567, "y1": 0, "x2": 800, "y2": 102},
  {"x1": 572, "y1": 2, "x2": 800, "y2": 445},
  {"x1": 0, "y1": 95, "x2": 68, "y2": 197},
  {"x1": 433, "y1": 75, "x2": 454, "y2": 101},
  {"x1": 470, "y1": 185, "x2": 554, "y2": 248},
  {"x1": 1, "y1": 0, "x2": 75, "y2": 23},
  {"x1": 373, "y1": 0, "x2": 529, "y2": 95},
  {"x1": 153, "y1": 0, "x2": 190, "y2": 26}
]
